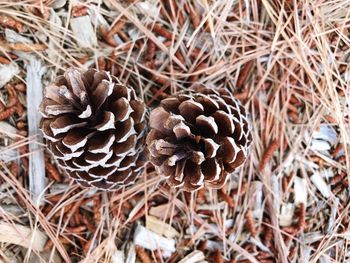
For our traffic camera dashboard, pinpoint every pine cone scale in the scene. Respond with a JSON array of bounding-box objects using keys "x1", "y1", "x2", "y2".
[
  {"x1": 64, "y1": 68, "x2": 88, "y2": 97},
  {"x1": 62, "y1": 130, "x2": 89, "y2": 151},
  {"x1": 88, "y1": 132, "x2": 114, "y2": 153},
  {"x1": 179, "y1": 100, "x2": 205, "y2": 123},
  {"x1": 92, "y1": 82, "x2": 112, "y2": 109},
  {"x1": 50, "y1": 115, "x2": 87, "y2": 136},
  {"x1": 201, "y1": 158, "x2": 221, "y2": 181},
  {"x1": 112, "y1": 97, "x2": 132, "y2": 121}
]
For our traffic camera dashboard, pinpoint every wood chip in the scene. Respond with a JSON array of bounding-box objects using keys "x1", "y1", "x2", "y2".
[
  {"x1": 206, "y1": 241, "x2": 223, "y2": 251},
  {"x1": 327, "y1": 198, "x2": 339, "y2": 232},
  {"x1": 313, "y1": 126, "x2": 338, "y2": 146},
  {"x1": 0, "y1": 63, "x2": 19, "y2": 88},
  {"x1": 70, "y1": 16, "x2": 97, "y2": 48},
  {"x1": 112, "y1": 250, "x2": 125, "y2": 263},
  {"x1": 1, "y1": 205, "x2": 23, "y2": 216},
  {"x1": 279, "y1": 203, "x2": 295, "y2": 227},
  {"x1": 0, "y1": 221, "x2": 47, "y2": 251},
  {"x1": 125, "y1": 242, "x2": 136, "y2": 263},
  {"x1": 248, "y1": 181, "x2": 263, "y2": 218},
  {"x1": 133, "y1": 224, "x2": 175, "y2": 258},
  {"x1": 311, "y1": 139, "x2": 331, "y2": 151},
  {"x1": 27, "y1": 250, "x2": 62, "y2": 263},
  {"x1": 0, "y1": 146, "x2": 18, "y2": 163},
  {"x1": 5, "y1": 29, "x2": 32, "y2": 44},
  {"x1": 146, "y1": 215, "x2": 180, "y2": 238},
  {"x1": 149, "y1": 203, "x2": 178, "y2": 219},
  {"x1": 178, "y1": 250, "x2": 205, "y2": 263},
  {"x1": 310, "y1": 172, "x2": 332, "y2": 198},
  {"x1": 302, "y1": 246, "x2": 312, "y2": 262},
  {"x1": 135, "y1": 2, "x2": 160, "y2": 18},
  {"x1": 51, "y1": 0, "x2": 67, "y2": 9},
  {"x1": 293, "y1": 176, "x2": 308, "y2": 204},
  {"x1": 0, "y1": 121, "x2": 18, "y2": 138}
]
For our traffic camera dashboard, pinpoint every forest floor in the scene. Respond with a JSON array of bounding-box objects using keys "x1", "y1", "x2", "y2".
[{"x1": 0, "y1": 0, "x2": 349, "y2": 262}]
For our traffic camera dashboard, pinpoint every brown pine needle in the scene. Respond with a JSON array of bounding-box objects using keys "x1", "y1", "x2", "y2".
[
  {"x1": 0, "y1": 40, "x2": 47, "y2": 52},
  {"x1": 135, "y1": 246, "x2": 152, "y2": 263},
  {"x1": 259, "y1": 139, "x2": 279, "y2": 171}
]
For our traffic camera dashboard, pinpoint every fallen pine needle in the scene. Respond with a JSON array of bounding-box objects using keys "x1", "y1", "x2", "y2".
[
  {"x1": 259, "y1": 139, "x2": 279, "y2": 171},
  {"x1": 245, "y1": 210, "x2": 257, "y2": 237},
  {"x1": 0, "y1": 40, "x2": 47, "y2": 52},
  {"x1": 0, "y1": 15, "x2": 23, "y2": 32},
  {"x1": 135, "y1": 246, "x2": 152, "y2": 263}
]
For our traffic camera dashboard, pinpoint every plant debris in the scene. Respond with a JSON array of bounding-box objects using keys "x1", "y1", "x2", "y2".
[{"x1": 0, "y1": 0, "x2": 349, "y2": 262}]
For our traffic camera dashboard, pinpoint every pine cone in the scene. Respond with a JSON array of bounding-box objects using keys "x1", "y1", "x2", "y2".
[
  {"x1": 39, "y1": 68, "x2": 147, "y2": 190},
  {"x1": 146, "y1": 86, "x2": 252, "y2": 191}
]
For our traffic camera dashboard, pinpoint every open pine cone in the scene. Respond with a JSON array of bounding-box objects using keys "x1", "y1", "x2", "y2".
[
  {"x1": 146, "y1": 86, "x2": 252, "y2": 191},
  {"x1": 39, "y1": 68, "x2": 147, "y2": 190}
]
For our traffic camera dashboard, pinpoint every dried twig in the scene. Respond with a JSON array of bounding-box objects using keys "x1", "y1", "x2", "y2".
[{"x1": 26, "y1": 59, "x2": 46, "y2": 205}]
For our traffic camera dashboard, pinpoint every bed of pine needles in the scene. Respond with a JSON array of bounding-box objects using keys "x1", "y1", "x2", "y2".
[{"x1": 0, "y1": 0, "x2": 349, "y2": 262}]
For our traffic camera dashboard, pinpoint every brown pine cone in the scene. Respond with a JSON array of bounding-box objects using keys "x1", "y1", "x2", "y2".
[
  {"x1": 146, "y1": 86, "x2": 252, "y2": 191},
  {"x1": 39, "y1": 68, "x2": 147, "y2": 190}
]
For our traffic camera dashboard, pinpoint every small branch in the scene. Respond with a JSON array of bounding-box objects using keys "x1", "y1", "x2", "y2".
[{"x1": 26, "y1": 59, "x2": 46, "y2": 206}]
